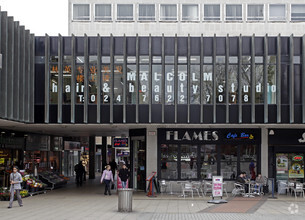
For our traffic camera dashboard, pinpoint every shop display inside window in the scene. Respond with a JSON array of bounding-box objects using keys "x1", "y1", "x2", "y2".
[{"x1": 160, "y1": 144, "x2": 178, "y2": 179}]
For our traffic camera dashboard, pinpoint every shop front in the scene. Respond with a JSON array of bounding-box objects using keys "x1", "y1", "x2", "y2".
[
  {"x1": 269, "y1": 129, "x2": 305, "y2": 183},
  {"x1": 158, "y1": 128, "x2": 261, "y2": 181},
  {"x1": 0, "y1": 135, "x2": 24, "y2": 187}
]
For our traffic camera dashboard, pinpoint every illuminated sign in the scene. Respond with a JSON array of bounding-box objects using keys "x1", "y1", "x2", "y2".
[
  {"x1": 293, "y1": 155, "x2": 303, "y2": 161},
  {"x1": 114, "y1": 138, "x2": 128, "y2": 148},
  {"x1": 226, "y1": 132, "x2": 254, "y2": 140}
]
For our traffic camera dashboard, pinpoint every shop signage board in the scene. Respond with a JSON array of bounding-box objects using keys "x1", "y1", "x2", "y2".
[
  {"x1": 26, "y1": 135, "x2": 50, "y2": 151},
  {"x1": 269, "y1": 129, "x2": 305, "y2": 145},
  {"x1": 208, "y1": 176, "x2": 227, "y2": 204},
  {"x1": 64, "y1": 141, "x2": 81, "y2": 151},
  {"x1": 159, "y1": 129, "x2": 260, "y2": 144},
  {"x1": 212, "y1": 176, "x2": 223, "y2": 198},
  {"x1": 114, "y1": 138, "x2": 128, "y2": 147}
]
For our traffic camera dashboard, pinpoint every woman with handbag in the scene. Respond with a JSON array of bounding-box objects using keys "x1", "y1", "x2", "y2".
[
  {"x1": 8, "y1": 166, "x2": 23, "y2": 208},
  {"x1": 101, "y1": 165, "x2": 114, "y2": 195}
]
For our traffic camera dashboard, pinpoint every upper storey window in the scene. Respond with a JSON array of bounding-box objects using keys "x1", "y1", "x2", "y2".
[
  {"x1": 117, "y1": 4, "x2": 133, "y2": 21},
  {"x1": 204, "y1": 4, "x2": 220, "y2": 21},
  {"x1": 269, "y1": 4, "x2": 286, "y2": 21},
  {"x1": 139, "y1": 4, "x2": 155, "y2": 21},
  {"x1": 95, "y1": 4, "x2": 112, "y2": 21},
  {"x1": 247, "y1": 4, "x2": 264, "y2": 21},
  {"x1": 182, "y1": 4, "x2": 199, "y2": 21},
  {"x1": 226, "y1": 4, "x2": 242, "y2": 21},
  {"x1": 291, "y1": 4, "x2": 305, "y2": 21},
  {"x1": 160, "y1": 4, "x2": 177, "y2": 21},
  {"x1": 73, "y1": 4, "x2": 90, "y2": 21}
]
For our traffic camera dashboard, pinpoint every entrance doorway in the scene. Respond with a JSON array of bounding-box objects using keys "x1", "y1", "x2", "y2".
[{"x1": 130, "y1": 129, "x2": 146, "y2": 191}]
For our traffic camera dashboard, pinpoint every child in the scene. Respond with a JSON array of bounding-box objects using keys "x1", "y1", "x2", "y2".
[{"x1": 101, "y1": 165, "x2": 114, "y2": 195}]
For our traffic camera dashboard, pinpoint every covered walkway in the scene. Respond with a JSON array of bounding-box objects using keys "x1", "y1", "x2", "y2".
[{"x1": 0, "y1": 177, "x2": 305, "y2": 220}]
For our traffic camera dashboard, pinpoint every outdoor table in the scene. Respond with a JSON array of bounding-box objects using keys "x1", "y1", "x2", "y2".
[{"x1": 243, "y1": 181, "x2": 255, "y2": 198}]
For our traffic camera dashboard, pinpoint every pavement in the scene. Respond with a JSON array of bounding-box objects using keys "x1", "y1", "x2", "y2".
[{"x1": 1, "y1": 177, "x2": 305, "y2": 220}]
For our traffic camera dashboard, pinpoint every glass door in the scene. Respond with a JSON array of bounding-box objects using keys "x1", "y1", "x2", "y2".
[{"x1": 131, "y1": 136, "x2": 146, "y2": 191}]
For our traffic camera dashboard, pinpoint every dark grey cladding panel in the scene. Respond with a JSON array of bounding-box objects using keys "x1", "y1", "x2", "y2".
[
  {"x1": 190, "y1": 37, "x2": 200, "y2": 55},
  {"x1": 203, "y1": 37, "x2": 213, "y2": 56},
  {"x1": 164, "y1": 37, "x2": 175, "y2": 55},
  {"x1": 294, "y1": 65, "x2": 302, "y2": 104},
  {"x1": 177, "y1": 37, "x2": 187, "y2": 55},
  {"x1": 216, "y1": 37, "x2": 226, "y2": 55},
  {"x1": 114, "y1": 37, "x2": 124, "y2": 55},
  {"x1": 101, "y1": 37, "x2": 110, "y2": 55},
  {"x1": 268, "y1": 37, "x2": 277, "y2": 55},
  {"x1": 35, "y1": 37, "x2": 45, "y2": 56},
  {"x1": 254, "y1": 37, "x2": 264, "y2": 56},
  {"x1": 151, "y1": 37, "x2": 162, "y2": 55},
  {"x1": 294, "y1": 37, "x2": 301, "y2": 55},
  {"x1": 88, "y1": 37, "x2": 97, "y2": 55},
  {"x1": 242, "y1": 37, "x2": 251, "y2": 55},
  {"x1": 76, "y1": 37, "x2": 84, "y2": 55},
  {"x1": 229, "y1": 37, "x2": 238, "y2": 56},
  {"x1": 50, "y1": 37, "x2": 58, "y2": 56},
  {"x1": 63, "y1": 37, "x2": 72, "y2": 55},
  {"x1": 139, "y1": 37, "x2": 149, "y2": 55},
  {"x1": 281, "y1": 37, "x2": 289, "y2": 55},
  {"x1": 126, "y1": 37, "x2": 136, "y2": 55}
]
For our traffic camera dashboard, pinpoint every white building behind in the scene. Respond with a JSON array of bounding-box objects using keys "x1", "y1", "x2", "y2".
[{"x1": 68, "y1": 0, "x2": 305, "y2": 36}]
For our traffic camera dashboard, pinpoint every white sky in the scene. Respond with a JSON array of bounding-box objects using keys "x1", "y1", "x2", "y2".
[{"x1": 0, "y1": 0, "x2": 68, "y2": 36}]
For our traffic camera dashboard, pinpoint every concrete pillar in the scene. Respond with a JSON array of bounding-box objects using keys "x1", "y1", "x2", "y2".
[
  {"x1": 261, "y1": 127, "x2": 268, "y2": 177},
  {"x1": 146, "y1": 129, "x2": 158, "y2": 186},
  {"x1": 89, "y1": 136, "x2": 96, "y2": 179},
  {"x1": 102, "y1": 136, "x2": 107, "y2": 170}
]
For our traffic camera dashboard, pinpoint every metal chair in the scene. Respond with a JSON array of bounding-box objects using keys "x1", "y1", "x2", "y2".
[
  {"x1": 222, "y1": 182, "x2": 228, "y2": 197},
  {"x1": 191, "y1": 181, "x2": 202, "y2": 197},
  {"x1": 181, "y1": 182, "x2": 193, "y2": 198},
  {"x1": 159, "y1": 180, "x2": 168, "y2": 195},
  {"x1": 293, "y1": 183, "x2": 304, "y2": 198},
  {"x1": 203, "y1": 181, "x2": 213, "y2": 196},
  {"x1": 232, "y1": 183, "x2": 245, "y2": 197}
]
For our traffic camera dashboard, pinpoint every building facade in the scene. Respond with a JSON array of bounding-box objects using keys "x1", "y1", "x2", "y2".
[
  {"x1": 69, "y1": 0, "x2": 305, "y2": 36},
  {"x1": 0, "y1": 3, "x2": 305, "y2": 191}
]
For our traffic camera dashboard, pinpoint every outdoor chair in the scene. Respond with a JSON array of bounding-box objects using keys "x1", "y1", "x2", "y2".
[
  {"x1": 181, "y1": 182, "x2": 194, "y2": 198},
  {"x1": 222, "y1": 182, "x2": 228, "y2": 197},
  {"x1": 232, "y1": 183, "x2": 245, "y2": 197},
  {"x1": 293, "y1": 183, "x2": 304, "y2": 198},
  {"x1": 159, "y1": 180, "x2": 168, "y2": 195},
  {"x1": 203, "y1": 180, "x2": 213, "y2": 196},
  {"x1": 191, "y1": 181, "x2": 202, "y2": 197}
]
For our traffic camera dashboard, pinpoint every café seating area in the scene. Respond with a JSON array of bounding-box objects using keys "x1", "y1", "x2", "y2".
[
  {"x1": 158, "y1": 180, "x2": 229, "y2": 198},
  {"x1": 278, "y1": 180, "x2": 305, "y2": 198}
]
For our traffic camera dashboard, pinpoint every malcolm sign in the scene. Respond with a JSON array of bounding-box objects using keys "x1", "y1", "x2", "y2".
[{"x1": 159, "y1": 129, "x2": 260, "y2": 144}]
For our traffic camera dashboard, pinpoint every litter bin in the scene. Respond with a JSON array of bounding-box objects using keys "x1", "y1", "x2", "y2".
[{"x1": 118, "y1": 188, "x2": 133, "y2": 212}]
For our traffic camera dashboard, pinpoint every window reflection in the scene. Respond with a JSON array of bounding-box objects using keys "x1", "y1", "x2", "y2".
[
  {"x1": 181, "y1": 145, "x2": 197, "y2": 179},
  {"x1": 160, "y1": 144, "x2": 178, "y2": 179},
  {"x1": 200, "y1": 145, "x2": 217, "y2": 179}
]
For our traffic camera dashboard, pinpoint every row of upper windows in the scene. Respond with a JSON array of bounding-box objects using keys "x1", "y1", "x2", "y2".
[{"x1": 72, "y1": 3, "x2": 305, "y2": 22}]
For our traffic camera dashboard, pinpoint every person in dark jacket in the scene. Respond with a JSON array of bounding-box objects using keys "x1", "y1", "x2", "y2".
[
  {"x1": 118, "y1": 164, "x2": 130, "y2": 188},
  {"x1": 236, "y1": 172, "x2": 248, "y2": 192},
  {"x1": 75, "y1": 161, "x2": 85, "y2": 187}
]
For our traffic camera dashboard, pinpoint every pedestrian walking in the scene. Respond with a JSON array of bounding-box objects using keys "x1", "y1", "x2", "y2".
[
  {"x1": 8, "y1": 166, "x2": 23, "y2": 209},
  {"x1": 101, "y1": 165, "x2": 114, "y2": 195},
  {"x1": 75, "y1": 161, "x2": 85, "y2": 187},
  {"x1": 118, "y1": 164, "x2": 129, "y2": 189}
]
